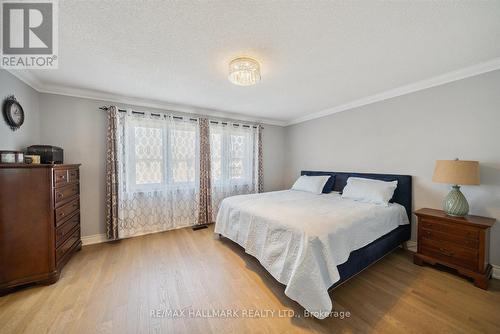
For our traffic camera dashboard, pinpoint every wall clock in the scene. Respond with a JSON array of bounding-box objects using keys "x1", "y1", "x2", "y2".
[{"x1": 2, "y1": 95, "x2": 24, "y2": 131}]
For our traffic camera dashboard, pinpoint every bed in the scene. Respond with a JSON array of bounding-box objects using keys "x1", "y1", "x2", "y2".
[{"x1": 214, "y1": 171, "x2": 412, "y2": 319}]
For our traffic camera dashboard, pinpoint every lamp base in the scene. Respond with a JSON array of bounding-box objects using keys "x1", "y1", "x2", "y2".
[{"x1": 443, "y1": 185, "x2": 469, "y2": 217}]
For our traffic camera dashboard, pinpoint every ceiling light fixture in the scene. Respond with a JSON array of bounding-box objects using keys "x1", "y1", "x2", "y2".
[{"x1": 228, "y1": 57, "x2": 261, "y2": 86}]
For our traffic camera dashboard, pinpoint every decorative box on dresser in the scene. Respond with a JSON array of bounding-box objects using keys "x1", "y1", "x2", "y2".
[
  {"x1": 413, "y1": 208, "x2": 496, "y2": 289},
  {"x1": 0, "y1": 164, "x2": 82, "y2": 295}
]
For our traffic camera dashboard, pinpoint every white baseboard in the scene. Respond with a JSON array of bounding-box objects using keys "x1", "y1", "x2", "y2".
[
  {"x1": 406, "y1": 240, "x2": 417, "y2": 252},
  {"x1": 492, "y1": 265, "x2": 500, "y2": 280},
  {"x1": 81, "y1": 233, "x2": 108, "y2": 246}
]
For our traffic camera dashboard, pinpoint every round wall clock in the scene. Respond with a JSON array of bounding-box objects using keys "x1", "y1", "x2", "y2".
[{"x1": 3, "y1": 95, "x2": 24, "y2": 131}]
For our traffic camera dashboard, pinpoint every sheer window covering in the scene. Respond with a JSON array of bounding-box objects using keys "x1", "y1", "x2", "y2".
[
  {"x1": 116, "y1": 112, "x2": 199, "y2": 238},
  {"x1": 210, "y1": 122, "x2": 260, "y2": 221},
  {"x1": 105, "y1": 106, "x2": 262, "y2": 239}
]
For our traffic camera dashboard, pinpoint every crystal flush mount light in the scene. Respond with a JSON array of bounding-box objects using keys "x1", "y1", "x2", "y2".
[{"x1": 228, "y1": 57, "x2": 261, "y2": 86}]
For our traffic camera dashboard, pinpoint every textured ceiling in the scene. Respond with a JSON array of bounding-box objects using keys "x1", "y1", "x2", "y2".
[{"x1": 16, "y1": 0, "x2": 500, "y2": 124}]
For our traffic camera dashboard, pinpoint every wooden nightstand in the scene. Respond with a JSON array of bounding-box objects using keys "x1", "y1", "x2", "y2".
[{"x1": 413, "y1": 208, "x2": 496, "y2": 289}]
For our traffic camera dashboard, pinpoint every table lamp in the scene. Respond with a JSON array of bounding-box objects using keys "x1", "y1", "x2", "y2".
[{"x1": 432, "y1": 159, "x2": 480, "y2": 217}]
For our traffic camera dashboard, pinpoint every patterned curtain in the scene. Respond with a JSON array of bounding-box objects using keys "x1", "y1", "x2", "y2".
[
  {"x1": 105, "y1": 106, "x2": 119, "y2": 240},
  {"x1": 257, "y1": 124, "x2": 264, "y2": 193},
  {"x1": 197, "y1": 118, "x2": 212, "y2": 225}
]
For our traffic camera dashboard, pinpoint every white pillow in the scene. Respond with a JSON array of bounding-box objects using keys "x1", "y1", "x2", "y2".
[
  {"x1": 341, "y1": 177, "x2": 397, "y2": 206},
  {"x1": 291, "y1": 175, "x2": 330, "y2": 194}
]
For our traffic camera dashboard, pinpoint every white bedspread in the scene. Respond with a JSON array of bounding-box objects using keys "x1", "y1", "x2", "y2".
[{"x1": 214, "y1": 190, "x2": 409, "y2": 319}]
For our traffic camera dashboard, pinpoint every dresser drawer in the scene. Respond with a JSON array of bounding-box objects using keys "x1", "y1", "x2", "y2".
[
  {"x1": 55, "y1": 197, "x2": 79, "y2": 225},
  {"x1": 54, "y1": 183, "x2": 79, "y2": 206},
  {"x1": 420, "y1": 237, "x2": 478, "y2": 271},
  {"x1": 56, "y1": 227, "x2": 80, "y2": 264},
  {"x1": 419, "y1": 218, "x2": 478, "y2": 240},
  {"x1": 54, "y1": 169, "x2": 68, "y2": 187},
  {"x1": 55, "y1": 213, "x2": 80, "y2": 247},
  {"x1": 420, "y1": 228, "x2": 479, "y2": 249},
  {"x1": 68, "y1": 169, "x2": 79, "y2": 183}
]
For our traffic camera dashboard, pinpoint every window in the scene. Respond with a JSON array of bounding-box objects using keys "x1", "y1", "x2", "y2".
[
  {"x1": 169, "y1": 125, "x2": 197, "y2": 184},
  {"x1": 133, "y1": 125, "x2": 164, "y2": 185},
  {"x1": 210, "y1": 125, "x2": 254, "y2": 185},
  {"x1": 229, "y1": 133, "x2": 249, "y2": 180},
  {"x1": 126, "y1": 117, "x2": 198, "y2": 191}
]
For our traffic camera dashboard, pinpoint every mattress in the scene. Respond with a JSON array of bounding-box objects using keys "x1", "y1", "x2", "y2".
[{"x1": 214, "y1": 190, "x2": 409, "y2": 319}]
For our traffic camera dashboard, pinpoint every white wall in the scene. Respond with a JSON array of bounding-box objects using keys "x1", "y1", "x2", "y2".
[
  {"x1": 0, "y1": 70, "x2": 40, "y2": 150},
  {"x1": 38, "y1": 93, "x2": 287, "y2": 237},
  {"x1": 285, "y1": 70, "x2": 500, "y2": 265}
]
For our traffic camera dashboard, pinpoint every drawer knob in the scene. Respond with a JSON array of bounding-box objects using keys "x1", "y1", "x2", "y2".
[{"x1": 57, "y1": 193, "x2": 63, "y2": 198}]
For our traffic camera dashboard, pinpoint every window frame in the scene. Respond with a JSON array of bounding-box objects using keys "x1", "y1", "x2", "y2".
[
  {"x1": 126, "y1": 117, "x2": 198, "y2": 193},
  {"x1": 210, "y1": 126, "x2": 254, "y2": 186}
]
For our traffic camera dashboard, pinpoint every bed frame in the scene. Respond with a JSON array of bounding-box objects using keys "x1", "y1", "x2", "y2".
[{"x1": 301, "y1": 171, "x2": 412, "y2": 290}]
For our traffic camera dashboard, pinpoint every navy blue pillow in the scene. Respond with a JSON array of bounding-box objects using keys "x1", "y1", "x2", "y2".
[{"x1": 322, "y1": 175, "x2": 335, "y2": 193}]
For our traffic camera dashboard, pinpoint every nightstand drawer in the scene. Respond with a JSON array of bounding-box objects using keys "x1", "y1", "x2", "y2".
[
  {"x1": 420, "y1": 218, "x2": 478, "y2": 240},
  {"x1": 420, "y1": 238, "x2": 478, "y2": 271},
  {"x1": 414, "y1": 208, "x2": 495, "y2": 290},
  {"x1": 420, "y1": 228, "x2": 479, "y2": 249}
]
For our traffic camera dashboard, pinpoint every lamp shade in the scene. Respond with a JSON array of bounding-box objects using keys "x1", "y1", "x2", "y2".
[{"x1": 432, "y1": 160, "x2": 480, "y2": 185}]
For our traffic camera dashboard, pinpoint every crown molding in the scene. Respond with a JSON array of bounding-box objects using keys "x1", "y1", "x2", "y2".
[
  {"x1": 7, "y1": 57, "x2": 500, "y2": 127},
  {"x1": 286, "y1": 57, "x2": 500, "y2": 126},
  {"x1": 5, "y1": 69, "x2": 287, "y2": 127}
]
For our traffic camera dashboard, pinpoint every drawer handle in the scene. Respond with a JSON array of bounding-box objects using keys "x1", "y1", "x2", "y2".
[
  {"x1": 439, "y1": 248, "x2": 454, "y2": 257},
  {"x1": 424, "y1": 231, "x2": 431, "y2": 236},
  {"x1": 58, "y1": 175, "x2": 65, "y2": 179},
  {"x1": 59, "y1": 212, "x2": 65, "y2": 217},
  {"x1": 57, "y1": 193, "x2": 63, "y2": 199}
]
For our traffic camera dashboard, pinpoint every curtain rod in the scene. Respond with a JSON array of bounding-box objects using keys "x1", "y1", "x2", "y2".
[
  {"x1": 99, "y1": 106, "x2": 197, "y2": 122},
  {"x1": 99, "y1": 106, "x2": 260, "y2": 129}
]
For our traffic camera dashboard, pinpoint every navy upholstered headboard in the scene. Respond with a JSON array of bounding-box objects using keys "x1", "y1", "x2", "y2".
[{"x1": 301, "y1": 171, "x2": 412, "y2": 221}]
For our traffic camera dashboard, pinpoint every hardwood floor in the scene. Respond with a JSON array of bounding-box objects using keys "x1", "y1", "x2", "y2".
[{"x1": 1, "y1": 225, "x2": 499, "y2": 334}]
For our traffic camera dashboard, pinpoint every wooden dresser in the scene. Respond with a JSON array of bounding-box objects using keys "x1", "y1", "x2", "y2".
[
  {"x1": 413, "y1": 208, "x2": 495, "y2": 289},
  {"x1": 0, "y1": 164, "x2": 82, "y2": 295}
]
